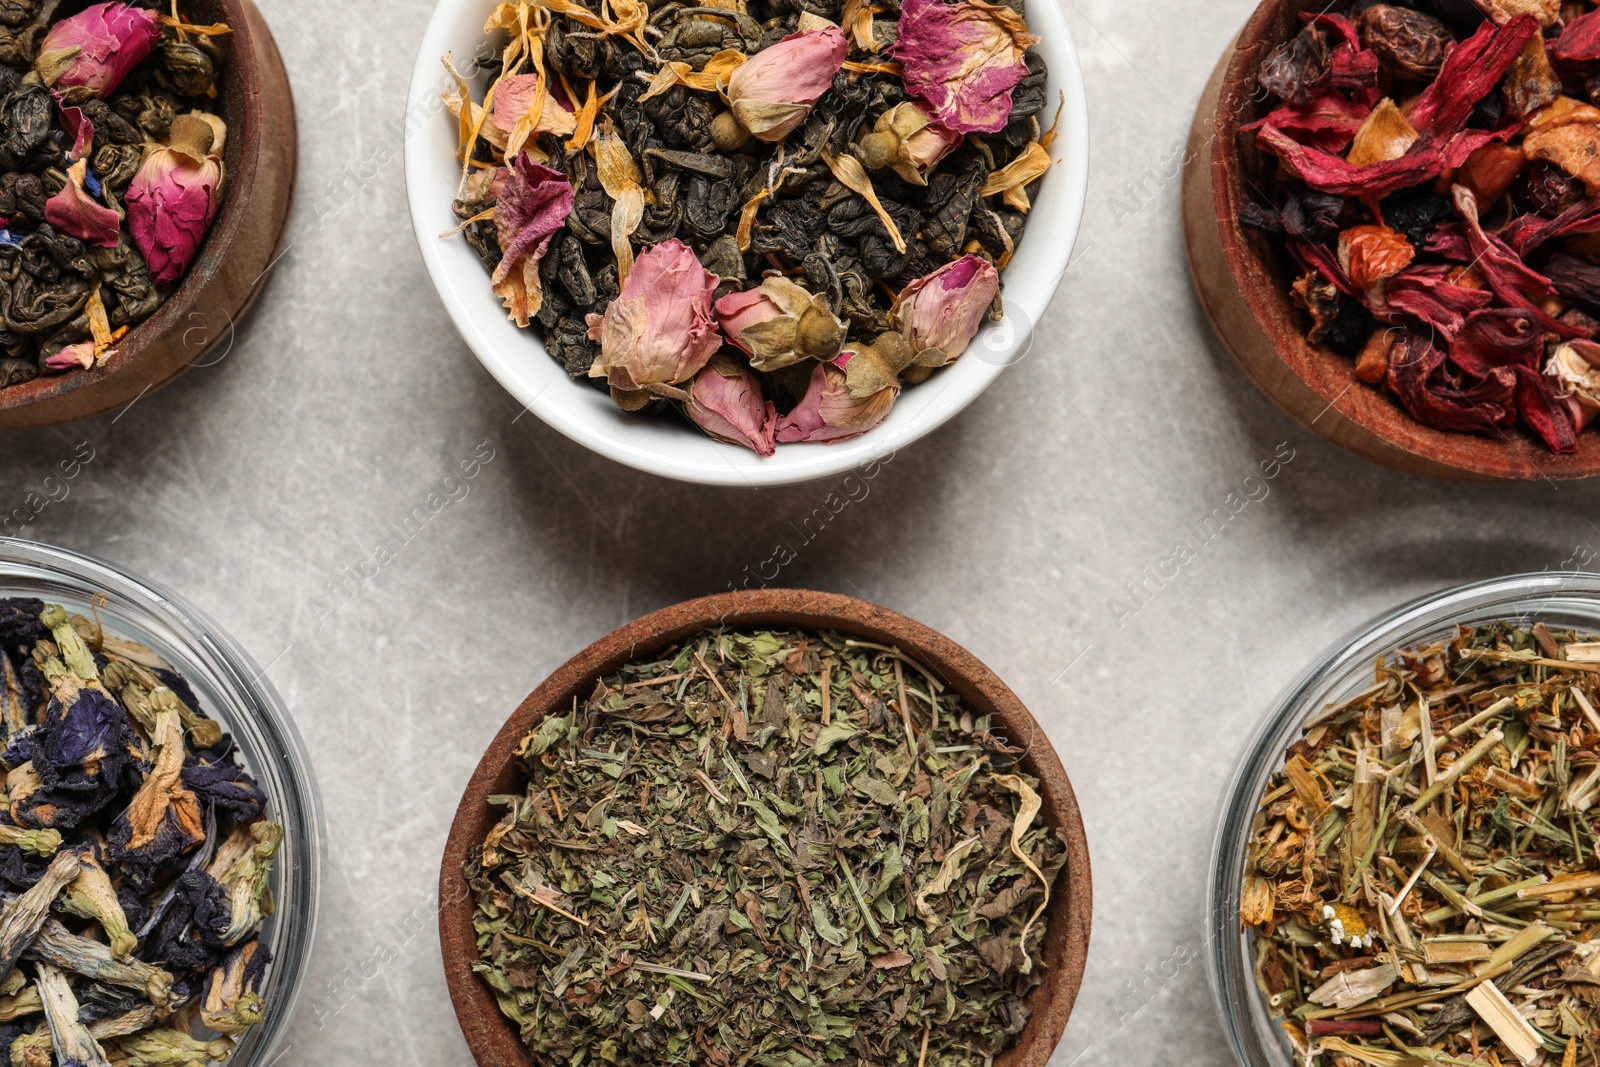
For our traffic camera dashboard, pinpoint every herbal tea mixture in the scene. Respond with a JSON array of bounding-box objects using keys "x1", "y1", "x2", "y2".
[
  {"x1": 0, "y1": 1, "x2": 231, "y2": 390},
  {"x1": 1237, "y1": 4, "x2": 1600, "y2": 454},
  {"x1": 467, "y1": 629, "x2": 1067, "y2": 1065},
  {"x1": 445, "y1": 0, "x2": 1055, "y2": 454},
  {"x1": 0, "y1": 598, "x2": 280, "y2": 1065},
  {"x1": 1243, "y1": 623, "x2": 1600, "y2": 1067}
]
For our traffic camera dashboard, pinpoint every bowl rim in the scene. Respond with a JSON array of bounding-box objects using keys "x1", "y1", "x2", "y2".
[
  {"x1": 0, "y1": 0, "x2": 279, "y2": 417},
  {"x1": 0, "y1": 535, "x2": 324, "y2": 1066},
  {"x1": 437, "y1": 587, "x2": 1093, "y2": 1067},
  {"x1": 1206, "y1": 0, "x2": 1600, "y2": 480},
  {"x1": 403, "y1": 0, "x2": 1090, "y2": 487},
  {"x1": 1205, "y1": 571, "x2": 1600, "y2": 1067}
]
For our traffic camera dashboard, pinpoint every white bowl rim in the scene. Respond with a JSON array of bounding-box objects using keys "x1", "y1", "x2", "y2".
[{"x1": 404, "y1": 0, "x2": 1090, "y2": 487}]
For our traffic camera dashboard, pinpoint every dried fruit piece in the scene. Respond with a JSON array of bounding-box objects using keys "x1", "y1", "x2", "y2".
[
  {"x1": 1339, "y1": 224, "x2": 1415, "y2": 289},
  {"x1": 1346, "y1": 98, "x2": 1418, "y2": 166},
  {"x1": 1256, "y1": 23, "x2": 1333, "y2": 107},
  {"x1": 1358, "y1": 5, "x2": 1453, "y2": 80}
]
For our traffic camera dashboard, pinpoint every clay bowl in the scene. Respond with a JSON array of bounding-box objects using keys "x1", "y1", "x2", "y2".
[
  {"x1": 0, "y1": 0, "x2": 295, "y2": 429},
  {"x1": 1183, "y1": 1, "x2": 1600, "y2": 481},
  {"x1": 439, "y1": 589, "x2": 1093, "y2": 1067}
]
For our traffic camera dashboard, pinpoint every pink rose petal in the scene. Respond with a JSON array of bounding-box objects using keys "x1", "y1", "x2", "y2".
[
  {"x1": 491, "y1": 155, "x2": 575, "y2": 287},
  {"x1": 46, "y1": 161, "x2": 120, "y2": 249},
  {"x1": 41, "y1": 2, "x2": 161, "y2": 98},
  {"x1": 891, "y1": 0, "x2": 1038, "y2": 134}
]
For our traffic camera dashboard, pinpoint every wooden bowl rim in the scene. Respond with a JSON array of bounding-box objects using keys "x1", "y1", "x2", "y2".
[
  {"x1": 0, "y1": 0, "x2": 270, "y2": 415},
  {"x1": 1208, "y1": 0, "x2": 1600, "y2": 480},
  {"x1": 437, "y1": 588, "x2": 1093, "y2": 1067}
]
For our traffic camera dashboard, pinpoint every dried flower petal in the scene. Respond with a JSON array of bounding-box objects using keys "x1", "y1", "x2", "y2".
[
  {"x1": 1241, "y1": 93, "x2": 1371, "y2": 154},
  {"x1": 891, "y1": 0, "x2": 1038, "y2": 134},
  {"x1": 44, "y1": 159, "x2": 118, "y2": 250},
  {"x1": 775, "y1": 355, "x2": 898, "y2": 443},
  {"x1": 727, "y1": 28, "x2": 847, "y2": 141},
  {"x1": 714, "y1": 276, "x2": 845, "y2": 371},
  {"x1": 36, "y1": 3, "x2": 160, "y2": 99},
  {"x1": 587, "y1": 239, "x2": 722, "y2": 393},
  {"x1": 977, "y1": 141, "x2": 1049, "y2": 212},
  {"x1": 685, "y1": 354, "x2": 776, "y2": 455},
  {"x1": 125, "y1": 113, "x2": 225, "y2": 286},
  {"x1": 490, "y1": 155, "x2": 574, "y2": 327},
  {"x1": 1547, "y1": 341, "x2": 1600, "y2": 430},
  {"x1": 857, "y1": 101, "x2": 962, "y2": 185},
  {"x1": 487, "y1": 74, "x2": 577, "y2": 148},
  {"x1": 1408, "y1": 16, "x2": 1538, "y2": 137},
  {"x1": 893, "y1": 254, "x2": 999, "y2": 366},
  {"x1": 1553, "y1": 8, "x2": 1600, "y2": 62}
]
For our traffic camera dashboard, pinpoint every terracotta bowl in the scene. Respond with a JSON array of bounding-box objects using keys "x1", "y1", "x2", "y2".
[
  {"x1": 439, "y1": 589, "x2": 1093, "y2": 1067},
  {"x1": 1182, "y1": 1, "x2": 1600, "y2": 481},
  {"x1": 0, "y1": 0, "x2": 295, "y2": 429}
]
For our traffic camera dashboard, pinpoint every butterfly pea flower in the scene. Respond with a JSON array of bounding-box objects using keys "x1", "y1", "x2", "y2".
[
  {"x1": 201, "y1": 939, "x2": 268, "y2": 1036},
  {"x1": 858, "y1": 102, "x2": 963, "y2": 185},
  {"x1": 205, "y1": 821, "x2": 282, "y2": 947},
  {"x1": 0, "y1": 851, "x2": 81, "y2": 978},
  {"x1": 775, "y1": 353, "x2": 899, "y2": 444},
  {"x1": 893, "y1": 254, "x2": 1000, "y2": 367},
  {"x1": 109, "y1": 1028, "x2": 234, "y2": 1066},
  {"x1": 726, "y1": 27, "x2": 848, "y2": 142},
  {"x1": 28, "y1": 917, "x2": 176, "y2": 1008},
  {"x1": 126, "y1": 112, "x2": 227, "y2": 288},
  {"x1": 30, "y1": 960, "x2": 110, "y2": 1067},
  {"x1": 685, "y1": 355, "x2": 777, "y2": 456},
  {"x1": 0, "y1": 826, "x2": 59, "y2": 858},
  {"x1": 891, "y1": 0, "x2": 1039, "y2": 134},
  {"x1": 35, "y1": 2, "x2": 161, "y2": 99},
  {"x1": 61, "y1": 850, "x2": 136, "y2": 959},
  {"x1": 714, "y1": 275, "x2": 846, "y2": 371},
  {"x1": 108, "y1": 700, "x2": 205, "y2": 880},
  {"x1": 587, "y1": 238, "x2": 722, "y2": 399}
]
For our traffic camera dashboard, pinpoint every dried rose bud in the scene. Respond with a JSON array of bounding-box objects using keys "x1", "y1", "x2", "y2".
[
  {"x1": 685, "y1": 354, "x2": 777, "y2": 456},
  {"x1": 126, "y1": 113, "x2": 225, "y2": 288},
  {"x1": 713, "y1": 276, "x2": 846, "y2": 372},
  {"x1": 586, "y1": 238, "x2": 722, "y2": 395},
  {"x1": 1338, "y1": 225, "x2": 1415, "y2": 289},
  {"x1": 1548, "y1": 340, "x2": 1600, "y2": 431},
  {"x1": 891, "y1": 0, "x2": 1038, "y2": 133},
  {"x1": 44, "y1": 158, "x2": 119, "y2": 248},
  {"x1": 775, "y1": 354, "x2": 899, "y2": 444},
  {"x1": 726, "y1": 27, "x2": 847, "y2": 142},
  {"x1": 1358, "y1": 5, "x2": 1453, "y2": 81},
  {"x1": 1256, "y1": 23, "x2": 1332, "y2": 108},
  {"x1": 36, "y1": 2, "x2": 161, "y2": 99},
  {"x1": 893, "y1": 254, "x2": 1000, "y2": 367},
  {"x1": 857, "y1": 102, "x2": 962, "y2": 186}
]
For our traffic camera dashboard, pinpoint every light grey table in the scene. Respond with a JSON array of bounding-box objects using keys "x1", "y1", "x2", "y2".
[{"x1": 3, "y1": 0, "x2": 1591, "y2": 1063}]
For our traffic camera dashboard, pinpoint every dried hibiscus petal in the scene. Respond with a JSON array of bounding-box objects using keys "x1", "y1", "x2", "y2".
[
  {"x1": 1451, "y1": 307, "x2": 1544, "y2": 375},
  {"x1": 1382, "y1": 266, "x2": 1496, "y2": 341},
  {"x1": 1257, "y1": 23, "x2": 1333, "y2": 108},
  {"x1": 1241, "y1": 94, "x2": 1371, "y2": 154},
  {"x1": 1388, "y1": 330, "x2": 1519, "y2": 433},
  {"x1": 1544, "y1": 252, "x2": 1600, "y2": 314},
  {"x1": 1451, "y1": 185, "x2": 1580, "y2": 336},
  {"x1": 1553, "y1": 7, "x2": 1600, "y2": 63},
  {"x1": 1408, "y1": 15, "x2": 1539, "y2": 137}
]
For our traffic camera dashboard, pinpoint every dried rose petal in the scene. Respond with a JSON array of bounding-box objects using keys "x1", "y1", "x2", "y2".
[
  {"x1": 1358, "y1": 5, "x2": 1452, "y2": 80},
  {"x1": 713, "y1": 276, "x2": 845, "y2": 372},
  {"x1": 685, "y1": 355, "x2": 776, "y2": 456},
  {"x1": 45, "y1": 158, "x2": 119, "y2": 249},
  {"x1": 891, "y1": 0, "x2": 1038, "y2": 134},
  {"x1": 893, "y1": 254, "x2": 999, "y2": 364},
  {"x1": 727, "y1": 28, "x2": 847, "y2": 142},
  {"x1": 44, "y1": 341, "x2": 94, "y2": 374},
  {"x1": 489, "y1": 155, "x2": 574, "y2": 327},
  {"x1": 586, "y1": 239, "x2": 722, "y2": 393},
  {"x1": 1338, "y1": 224, "x2": 1414, "y2": 289},
  {"x1": 774, "y1": 355, "x2": 898, "y2": 444},
  {"x1": 126, "y1": 113, "x2": 225, "y2": 285},
  {"x1": 36, "y1": 2, "x2": 160, "y2": 98},
  {"x1": 488, "y1": 74, "x2": 577, "y2": 142}
]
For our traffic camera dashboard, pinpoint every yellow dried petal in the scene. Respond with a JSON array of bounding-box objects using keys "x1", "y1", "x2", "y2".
[
  {"x1": 822, "y1": 149, "x2": 905, "y2": 252},
  {"x1": 841, "y1": 0, "x2": 877, "y2": 52},
  {"x1": 567, "y1": 80, "x2": 599, "y2": 151},
  {"x1": 611, "y1": 186, "x2": 645, "y2": 284},
  {"x1": 979, "y1": 141, "x2": 1049, "y2": 212},
  {"x1": 736, "y1": 188, "x2": 769, "y2": 251}
]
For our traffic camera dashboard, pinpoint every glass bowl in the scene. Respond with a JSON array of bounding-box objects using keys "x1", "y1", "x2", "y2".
[
  {"x1": 0, "y1": 537, "x2": 322, "y2": 1065},
  {"x1": 1206, "y1": 572, "x2": 1600, "y2": 1067}
]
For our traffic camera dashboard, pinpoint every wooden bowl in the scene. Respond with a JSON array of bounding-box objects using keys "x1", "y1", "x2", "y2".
[
  {"x1": 1182, "y1": 2, "x2": 1600, "y2": 481},
  {"x1": 0, "y1": 0, "x2": 294, "y2": 429},
  {"x1": 438, "y1": 589, "x2": 1093, "y2": 1067}
]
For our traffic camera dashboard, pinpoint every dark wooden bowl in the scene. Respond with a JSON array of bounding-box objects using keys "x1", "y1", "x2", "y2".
[
  {"x1": 439, "y1": 589, "x2": 1093, "y2": 1067},
  {"x1": 1183, "y1": 2, "x2": 1600, "y2": 481},
  {"x1": 0, "y1": 0, "x2": 294, "y2": 429}
]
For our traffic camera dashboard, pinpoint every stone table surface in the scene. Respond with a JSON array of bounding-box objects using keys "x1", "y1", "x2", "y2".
[{"x1": 5, "y1": 0, "x2": 1594, "y2": 1064}]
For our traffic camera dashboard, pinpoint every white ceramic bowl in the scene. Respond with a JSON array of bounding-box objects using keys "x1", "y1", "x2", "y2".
[{"x1": 405, "y1": 1, "x2": 1089, "y2": 486}]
